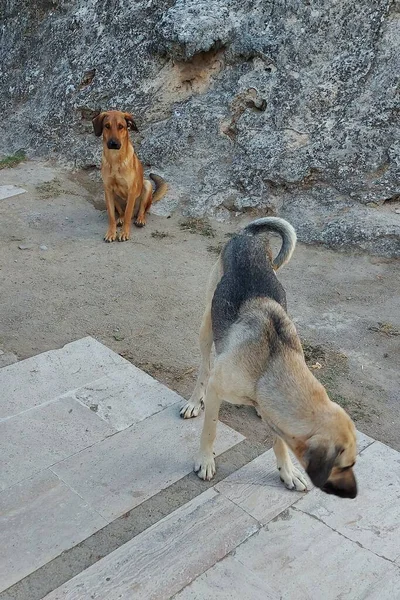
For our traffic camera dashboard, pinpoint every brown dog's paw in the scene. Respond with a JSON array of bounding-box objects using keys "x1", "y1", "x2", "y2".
[
  {"x1": 118, "y1": 229, "x2": 130, "y2": 242},
  {"x1": 134, "y1": 217, "x2": 146, "y2": 228},
  {"x1": 104, "y1": 230, "x2": 117, "y2": 242}
]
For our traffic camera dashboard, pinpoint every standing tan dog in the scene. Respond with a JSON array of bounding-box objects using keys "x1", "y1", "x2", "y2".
[
  {"x1": 182, "y1": 217, "x2": 358, "y2": 499},
  {"x1": 93, "y1": 110, "x2": 167, "y2": 242}
]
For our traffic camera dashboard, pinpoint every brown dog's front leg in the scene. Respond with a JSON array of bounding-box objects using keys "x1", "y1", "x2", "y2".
[
  {"x1": 104, "y1": 187, "x2": 117, "y2": 242},
  {"x1": 119, "y1": 192, "x2": 137, "y2": 241}
]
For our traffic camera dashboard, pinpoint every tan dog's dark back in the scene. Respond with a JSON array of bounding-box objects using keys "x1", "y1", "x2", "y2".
[{"x1": 93, "y1": 110, "x2": 167, "y2": 242}]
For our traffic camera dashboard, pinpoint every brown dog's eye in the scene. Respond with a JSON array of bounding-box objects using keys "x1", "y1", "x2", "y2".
[
  {"x1": 118, "y1": 124, "x2": 124, "y2": 130},
  {"x1": 105, "y1": 123, "x2": 111, "y2": 129}
]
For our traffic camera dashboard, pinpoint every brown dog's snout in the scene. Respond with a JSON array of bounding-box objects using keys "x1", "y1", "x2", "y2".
[{"x1": 107, "y1": 139, "x2": 121, "y2": 150}]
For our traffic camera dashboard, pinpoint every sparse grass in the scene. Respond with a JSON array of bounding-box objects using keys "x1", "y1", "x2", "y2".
[
  {"x1": 206, "y1": 242, "x2": 224, "y2": 255},
  {"x1": 151, "y1": 230, "x2": 172, "y2": 240},
  {"x1": 36, "y1": 178, "x2": 63, "y2": 199},
  {"x1": 179, "y1": 218, "x2": 216, "y2": 238},
  {"x1": 368, "y1": 322, "x2": 400, "y2": 337},
  {"x1": 329, "y1": 392, "x2": 377, "y2": 421},
  {"x1": 302, "y1": 340, "x2": 326, "y2": 366},
  {"x1": 0, "y1": 150, "x2": 26, "y2": 170}
]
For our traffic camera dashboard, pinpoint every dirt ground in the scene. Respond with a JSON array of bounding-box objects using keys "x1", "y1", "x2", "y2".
[{"x1": 1, "y1": 161, "x2": 399, "y2": 451}]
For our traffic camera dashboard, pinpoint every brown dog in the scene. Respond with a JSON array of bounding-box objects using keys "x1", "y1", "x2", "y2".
[
  {"x1": 93, "y1": 110, "x2": 167, "y2": 242},
  {"x1": 182, "y1": 217, "x2": 358, "y2": 499}
]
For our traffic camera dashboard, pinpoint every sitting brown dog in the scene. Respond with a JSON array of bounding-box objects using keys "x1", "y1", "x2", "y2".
[{"x1": 93, "y1": 110, "x2": 167, "y2": 242}]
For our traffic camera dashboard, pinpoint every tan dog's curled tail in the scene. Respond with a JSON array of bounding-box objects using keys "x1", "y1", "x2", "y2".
[
  {"x1": 243, "y1": 217, "x2": 297, "y2": 270},
  {"x1": 149, "y1": 173, "x2": 168, "y2": 203}
]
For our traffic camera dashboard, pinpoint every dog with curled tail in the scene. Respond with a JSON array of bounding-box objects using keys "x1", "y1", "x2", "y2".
[{"x1": 182, "y1": 217, "x2": 358, "y2": 499}]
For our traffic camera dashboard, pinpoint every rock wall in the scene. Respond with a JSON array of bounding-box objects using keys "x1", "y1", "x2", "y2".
[{"x1": 1, "y1": 0, "x2": 399, "y2": 256}]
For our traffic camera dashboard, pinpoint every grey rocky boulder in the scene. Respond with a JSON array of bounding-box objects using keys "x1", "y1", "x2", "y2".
[{"x1": 1, "y1": 0, "x2": 399, "y2": 256}]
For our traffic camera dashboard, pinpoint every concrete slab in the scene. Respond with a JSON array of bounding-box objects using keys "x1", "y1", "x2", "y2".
[
  {"x1": 215, "y1": 430, "x2": 372, "y2": 525},
  {"x1": 0, "y1": 337, "x2": 130, "y2": 419},
  {"x1": 232, "y1": 508, "x2": 400, "y2": 600},
  {"x1": 215, "y1": 448, "x2": 308, "y2": 525},
  {"x1": 0, "y1": 396, "x2": 114, "y2": 491},
  {"x1": 0, "y1": 471, "x2": 107, "y2": 594},
  {"x1": 72, "y1": 366, "x2": 181, "y2": 431},
  {"x1": 51, "y1": 404, "x2": 245, "y2": 521},
  {"x1": 43, "y1": 489, "x2": 259, "y2": 600},
  {"x1": 173, "y1": 555, "x2": 279, "y2": 599},
  {"x1": 297, "y1": 440, "x2": 400, "y2": 564},
  {"x1": 0, "y1": 185, "x2": 26, "y2": 200},
  {"x1": 357, "y1": 430, "x2": 375, "y2": 452}
]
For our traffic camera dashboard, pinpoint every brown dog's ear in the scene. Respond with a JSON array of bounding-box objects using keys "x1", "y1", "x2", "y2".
[
  {"x1": 124, "y1": 113, "x2": 138, "y2": 132},
  {"x1": 92, "y1": 112, "x2": 107, "y2": 137},
  {"x1": 305, "y1": 439, "x2": 340, "y2": 488}
]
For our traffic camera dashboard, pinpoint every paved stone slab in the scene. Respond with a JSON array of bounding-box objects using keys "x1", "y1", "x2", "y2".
[
  {"x1": 0, "y1": 471, "x2": 107, "y2": 594},
  {"x1": 51, "y1": 404, "x2": 244, "y2": 521},
  {"x1": 0, "y1": 396, "x2": 114, "y2": 491},
  {"x1": 0, "y1": 337, "x2": 130, "y2": 420},
  {"x1": 0, "y1": 185, "x2": 26, "y2": 200},
  {"x1": 296, "y1": 441, "x2": 400, "y2": 565},
  {"x1": 215, "y1": 430, "x2": 371, "y2": 525},
  {"x1": 215, "y1": 448, "x2": 308, "y2": 525},
  {"x1": 233, "y1": 508, "x2": 400, "y2": 600},
  {"x1": 173, "y1": 555, "x2": 279, "y2": 599},
  {"x1": 43, "y1": 489, "x2": 259, "y2": 600},
  {"x1": 357, "y1": 430, "x2": 375, "y2": 452},
  {"x1": 72, "y1": 366, "x2": 181, "y2": 431}
]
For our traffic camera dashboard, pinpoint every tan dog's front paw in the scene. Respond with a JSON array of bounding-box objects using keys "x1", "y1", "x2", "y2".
[
  {"x1": 104, "y1": 229, "x2": 117, "y2": 242},
  {"x1": 118, "y1": 229, "x2": 130, "y2": 242},
  {"x1": 134, "y1": 216, "x2": 146, "y2": 228},
  {"x1": 279, "y1": 464, "x2": 308, "y2": 491},
  {"x1": 180, "y1": 400, "x2": 204, "y2": 419},
  {"x1": 194, "y1": 452, "x2": 216, "y2": 481}
]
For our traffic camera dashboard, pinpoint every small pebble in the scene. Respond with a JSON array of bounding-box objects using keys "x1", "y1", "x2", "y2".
[
  {"x1": 18, "y1": 244, "x2": 32, "y2": 250},
  {"x1": 40, "y1": 245, "x2": 48, "y2": 251},
  {"x1": 394, "y1": 208, "x2": 400, "y2": 214}
]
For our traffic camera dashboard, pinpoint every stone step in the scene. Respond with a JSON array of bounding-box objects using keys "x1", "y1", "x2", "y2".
[
  {"x1": 0, "y1": 337, "x2": 130, "y2": 420},
  {"x1": 0, "y1": 337, "x2": 245, "y2": 594},
  {"x1": 43, "y1": 489, "x2": 260, "y2": 600},
  {"x1": 43, "y1": 432, "x2": 400, "y2": 600}
]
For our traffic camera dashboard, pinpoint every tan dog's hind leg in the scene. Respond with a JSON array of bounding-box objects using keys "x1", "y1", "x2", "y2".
[
  {"x1": 104, "y1": 188, "x2": 118, "y2": 242},
  {"x1": 181, "y1": 259, "x2": 222, "y2": 419},
  {"x1": 273, "y1": 436, "x2": 308, "y2": 491},
  {"x1": 134, "y1": 180, "x2": 152, "y2": 228},
  {"x1": 194, "y1": 377, "x2": 222, "y2": 480}
]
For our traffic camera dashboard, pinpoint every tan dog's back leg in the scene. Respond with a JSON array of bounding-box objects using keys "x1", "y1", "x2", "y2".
[
  {"x1": 180, "y1": 259, "x2": 222, "y2": 419},
  {"x1": 134, "y1": 180, "x2": 153, "y2": 228},
  {"x1": 194, "y1": 377, "x2": 223, "y2": 480}
]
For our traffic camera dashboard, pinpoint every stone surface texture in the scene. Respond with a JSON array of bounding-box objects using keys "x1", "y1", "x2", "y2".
[{"x1": 1, "y1": 0, "x2": 399, "y2": 256}]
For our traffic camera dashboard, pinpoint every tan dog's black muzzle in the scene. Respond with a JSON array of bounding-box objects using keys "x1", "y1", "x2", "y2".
[
  {"x1": 107, "y1": 139, "x2": 121, "y2": 150},
  {"x1": 322, "y1": 469, "x2": 357, "y2": 499}
]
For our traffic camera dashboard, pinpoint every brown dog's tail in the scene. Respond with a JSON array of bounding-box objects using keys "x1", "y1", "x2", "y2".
[
  {"x1": 149, "y1": 173, "x2": 168, "y2": 203},
  {"x1": 243, "y1": 217, "x2": 297, "y2": 270}
]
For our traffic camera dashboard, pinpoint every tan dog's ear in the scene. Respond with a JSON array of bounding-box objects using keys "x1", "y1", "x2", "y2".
[
  {"x1": 124, "y1": 113, "x2": 138, "y2": 132},
  {"x1": 305, "y1": 438, "x2": 340, "y2": 488},
  {"x1": 92, "y1": 112, "x2": 107, "y2": 137}
]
